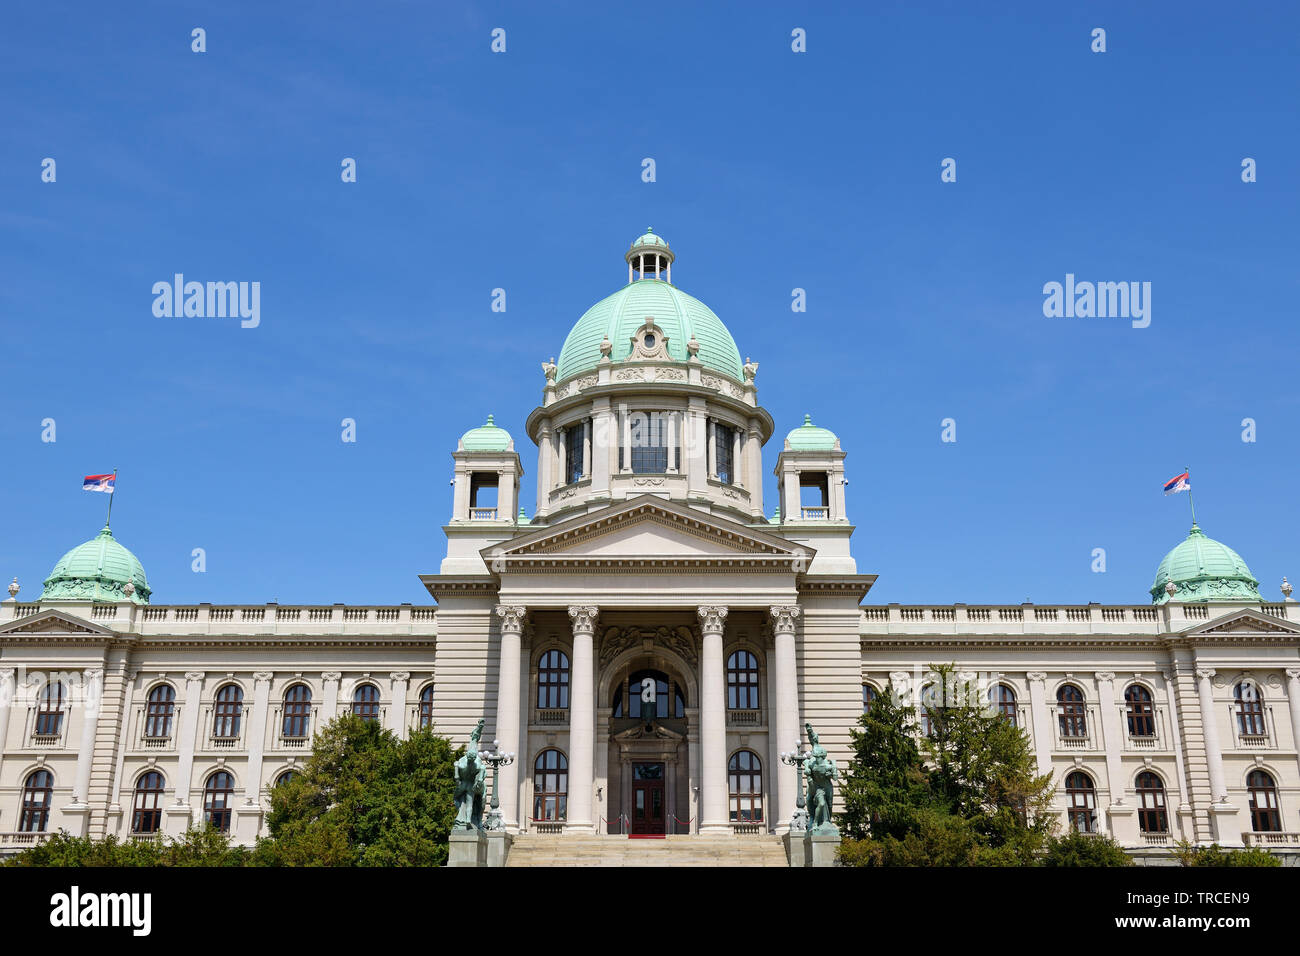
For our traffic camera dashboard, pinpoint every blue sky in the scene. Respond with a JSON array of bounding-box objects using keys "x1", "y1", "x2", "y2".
[{"x1": 1, "y1": 1, "x2": 1297, "y2": 607}]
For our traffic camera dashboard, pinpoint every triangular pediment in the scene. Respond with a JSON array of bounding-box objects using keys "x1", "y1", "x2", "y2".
[
  {"x1": 0, "y1": 608, "x2": 115, "y2": 637},
  {"x1": 1182, "y1": 608, "x2": 1300, "y2": 638},
  {"x1": 485, "y1": 496, "x2": 811, "y2": 569}
]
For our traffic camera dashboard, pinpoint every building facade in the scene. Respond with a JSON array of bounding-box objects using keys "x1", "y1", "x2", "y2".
[{"x1": 2, "y1": 230, "x2": 1299, "y2": 859}]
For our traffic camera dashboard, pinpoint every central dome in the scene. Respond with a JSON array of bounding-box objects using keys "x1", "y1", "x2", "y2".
[{"x1": 555, "y1": 231, "x2": 743, "y2": 383}]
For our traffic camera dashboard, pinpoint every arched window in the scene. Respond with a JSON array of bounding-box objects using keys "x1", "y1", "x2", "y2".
[
  {"x1": 34, "y1": 681, "x2": 65, "y2": 737},
  {"x1": 918, "y1": 683, "x2": 939, "y2": 736},
  {"x1": 728, "y1": 750, "x2": 764, "y2": 823},
  {"x1": 1057, "y1": 684, "x2": 1087, "y2": 738},
  {"x1": 19, "y1": 770, "x2": 53, "y2": 832},
  {"x1": 282, "y1": 684, "x2": 312, "y2": 739},
  {"x1": 990, "y1": 684, "x2": 1017, "y2": 726},
  {"x1": 533, "y1": 749, "x2": 568, "y2": 822},
  {"x1": 274, "y1": 770, "x2": 297, "y2": 789},
  {"x1": 862, "y1": 684, "x2": 879, "y2": 711},
  {"x1": 203, "y1": 771, "x2": 235, "y2": 832},
  {"x1": 144, "y1": 684, "x2": 176, "y2": 738},
  {"x1": 212, "y1": 684, "x2": 243, "y2": 739},
  {"x1": 132, "y1": 771, "x2": 166, "y2": 834},
  {"x1": 727, "y1": 650, "x2": 760, "y2": 711},
  {"x1": 418, "y1": 685, "x2": 435, "y2": 730},
  {"x1": 1135, "y1": 772, "x2": 1168, "y2": 834},
  {"x1": 1125, "y1": 685, "x2": 1155, "y2": 737},
  {"x1": 537, "y1": 650, "x2": 570, "y2": 709},
  {"x1": 351, "y1": 684, "x2": 380, "y2": 722},
  {"x1": 1064, "y1": 771, "x2": 1096, "y2": 834},
  {"x1": 1235, "y1": 681, "x2": 1266, "y2": 737},
  {"x1": 612, "y1": 670, "x2": 685, "y2": 719},
  {"x1": 1247, "y1": 770, "x2": 1281, "y2": 832}
]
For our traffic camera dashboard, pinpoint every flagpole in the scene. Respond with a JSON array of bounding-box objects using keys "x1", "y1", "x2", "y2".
[
  {"x1": 1185, "y1": 465, "x2": 1196, "y2": 526},
  {"x1": 105, "y1": 469, "x2": 117, "y2": 528}
]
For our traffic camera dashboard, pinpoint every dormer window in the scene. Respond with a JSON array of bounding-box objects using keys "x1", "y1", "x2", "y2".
[{"x1": 630, "y1": 320, "x2": 670, "y2": 361}]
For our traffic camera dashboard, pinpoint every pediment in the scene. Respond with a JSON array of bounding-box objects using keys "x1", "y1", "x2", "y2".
[
  {"x1": 1182, "y1": 608, "x2": 1300, "y2": 638},
  {"x1": 484, "y1": 496, "x2": 812, "y2": 570},
  {"x1": 0, "y1": 608, "x2": 115, "y2": 637}
]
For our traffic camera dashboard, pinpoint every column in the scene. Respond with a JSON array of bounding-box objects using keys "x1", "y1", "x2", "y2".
[
  {"x1": 0, "y1": 669, "x2": 14, "y2": 785},
  {"x1": 388, "y1": 671, "x2": 410, "y2": 737},
  {"x1": 556, "y1": 428, "x2": 567, "y2": 488},
  {"x1": 687, "y1": 398, "x2": 708, "y2": 495},
  {"x1": 568, "y1": 606, "x2": 599, "y2": 831},
  {"x1": 732, "y1": 430, "x2": 743, "y2": 488},
  {"x1": 1094, "y1": 672, "x2": 1125, "y2": 804},
  {"x1": 783, "y1": 469, "x2": 800, "y2": 521},
  {"x1": 666, "y1": 412, "x2": 678, "y2": 474},
  {"x1": 1286, "y1": 669, "x2": 1300, "y2": 782},
  {"x1": 173, "y1": 671, "x2": 205, "y2": 805},
  {"x1": 494, "y1": 605, "x2": 527, "y2": 830},
  {"x1": 71, "y1": 668, "x2": 104, "y2": 804},
  {"x1": 1025, "y1": 673, "x2": 1054, "y2": 778},
  {"x1": 770, "y1": 606, "x2": 801, "y2": 830},
  {"x1": 582, "y1": 419, "x2": 591, "y2": 477},
  {"x1": 621, "y1": 408, "x2": 632, "y2": 473},
  {"x1": 707, "y1": 419, "x2": 717, "y2": 479},
  {"x1": 591, "y1": 399, "x2": 612, "y2": 496},
  {"x1": 321, "y1": 672, "x2": 341, "y2": 727},
  {"x1": 746, "y1": 423, "x2": 764, "y2": 518},
  {"x1": 536, "y1": 423, "x2": 553, "y2": 513},
  {"x1": 243, "y1": 672, "x2": 273, "y2": 804},
  {"x1": 698, "y1": 605, "x2": 728, "y2": 832},
  {"x1": 1195, "y1": 668, "x2": 1228, "y2": 803},
  {"x1": 499, "y1": 470, "x2": 516, "y2": 522}
]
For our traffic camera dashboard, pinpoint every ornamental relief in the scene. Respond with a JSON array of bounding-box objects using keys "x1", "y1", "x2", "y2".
[
  {"x1": 654, "y1": 367, "x2": 686, "y2": 382},
  {"x1": 598, "y1": 624, "x2": 698, "y2": 669},
  {"x1": 614, "y1": 367, "x2": 647, "y2": 382}
]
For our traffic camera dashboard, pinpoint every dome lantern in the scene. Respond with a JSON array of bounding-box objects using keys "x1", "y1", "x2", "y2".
[{"x1": 625, "y1": 228, "x2": 675, "y2": 284}]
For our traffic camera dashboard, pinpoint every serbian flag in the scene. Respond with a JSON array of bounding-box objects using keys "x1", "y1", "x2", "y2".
[
  {"x1": 1163, "y1": 472, "x2": 1190, "y2": 495},
  {"x1": 83, "y1": 473, "x2": 115, "y2": 493}
]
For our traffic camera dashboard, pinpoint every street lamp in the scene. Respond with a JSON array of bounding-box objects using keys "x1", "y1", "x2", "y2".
[
  {"x1": 479, "y1": 738, "x2": 516, "y2": 832},
  {"x1": 779, "y1": 739, "x2": 811, "y2": 833}
]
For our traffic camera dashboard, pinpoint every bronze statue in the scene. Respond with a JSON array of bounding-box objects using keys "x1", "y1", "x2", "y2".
[
  {"x1": 453, "y1": 718, "x2": 488, "y2": 830},
  {"x1": 803, "y1": 722, "x2": 839, "y2": 835}
]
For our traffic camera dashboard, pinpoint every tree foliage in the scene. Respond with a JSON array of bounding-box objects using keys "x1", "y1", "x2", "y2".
[
  {"x1": 838, "y1": 664, "x2": 1057, "y2": 866},
  {"x1": 1041, "y1": 831, "x2": 1133, "y2": 867},
  {"x1": 5, "y1": 715, "x2": 460, "y2": 868},
  {"x1": 1173, "y1": 841, "x2": 1281, "y2": 867}
]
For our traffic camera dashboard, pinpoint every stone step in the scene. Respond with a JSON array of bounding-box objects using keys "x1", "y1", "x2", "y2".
[{"x1": 505, "y1": 834, "x2": 790, "y2": 867}]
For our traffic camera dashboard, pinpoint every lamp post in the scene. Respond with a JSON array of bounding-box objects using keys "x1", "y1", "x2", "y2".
[
  {"x1": 779, "y1": 739, "x2": 811, "y2": 833},
  {"x1": 479, "y1": 738, "x2": 516, "y2": 832}
]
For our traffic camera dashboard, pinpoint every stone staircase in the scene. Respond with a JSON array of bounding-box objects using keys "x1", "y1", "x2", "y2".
[{"x1": 505, "y1": 833, "x2": 790, "y2": 867}]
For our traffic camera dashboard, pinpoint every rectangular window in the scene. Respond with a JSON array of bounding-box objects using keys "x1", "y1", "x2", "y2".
[
  {"x1": 563, "y1": 425, "x2": 584, "y2": 484},
  {"x1": 625, "y1": 411, "x2": 669, "y2": 474},
  {"x1": 715, "y1": 424, "x2": 734, "y2": 484}
]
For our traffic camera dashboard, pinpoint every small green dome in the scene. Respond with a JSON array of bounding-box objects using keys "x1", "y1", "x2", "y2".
[
  {"x1": 786, "y1": 414, "x2": 838, "y2": 451},
  {"x1": 555, "y1": 277, "x2": 743, "y2": 383},
  {"x1": 460, "y1": 414, "x2": 512, "y2": 452},
  {"x1": 632, "y1": 227, "x2": 667, "y2": 248},
  {"x1": 41, "y1": 526, "x2": 151, "y2": 605},
  {"x1": 1150, "y1": 524, "x2": 1261, "y2": 605}
]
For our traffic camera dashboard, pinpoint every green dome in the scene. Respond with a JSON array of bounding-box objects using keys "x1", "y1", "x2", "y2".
[
  {"x1": 786, "y1": 414, "x2": 838, "y2": 451},
  {"x1": 556, "y1": 280, "x2": 743, "y2": 383},
  {"x1": 41, "y1": 526, "x2": 151, "y2": 605},
  {"x1": 632, "y1": 228, "x2": 667, "y2": 248},
  {"x1": 460, "y1": 414, "x2": 512, "y2": 452},
  {"x1": 1150, "y1": 524, "x2": 1261, "y2": 605}
]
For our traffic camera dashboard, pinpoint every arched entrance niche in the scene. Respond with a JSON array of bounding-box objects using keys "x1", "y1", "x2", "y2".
[{"x1": 598, "y1": 636, "x2": 698, "y2": 836}]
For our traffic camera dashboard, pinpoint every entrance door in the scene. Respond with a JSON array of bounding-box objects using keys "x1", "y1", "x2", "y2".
[{"x1": 630, "y1": 762, "x2": 666, "y2": 836}]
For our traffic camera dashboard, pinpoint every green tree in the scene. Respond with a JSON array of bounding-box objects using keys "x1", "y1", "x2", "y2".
[
  {"x1": 1042, "y1": 831, "x2": 1133, "y2": 867},
  {"x1": 265, "y1": 714, "x2": 459, "y2": 866},
  {"x1": 837, "y1": 664, "x2": 1057, "y2": 866},
  {"x1": 5, "y1": 826, "x2": 245, "y2": 867},
  {"x1": 1172, "y1": 840, "x2": 1281, "y2": 867},
  {"x1": 838, "y1": 680, "x2": 928, "y2": 841}
]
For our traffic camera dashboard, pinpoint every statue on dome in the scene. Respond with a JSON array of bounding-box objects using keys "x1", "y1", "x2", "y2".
[
  {"x1": 743, "y1": 357, "x2": 759, "y2": 383},
  {"x1": 542, "y1": 358, "x2": 557, "y2": 383},
  {"x1": 803, "y1": 722, "x2": 839, "y2": 835},
  {"x1": 453, "y1": 718, "x2": 487, "y2": 830}
]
